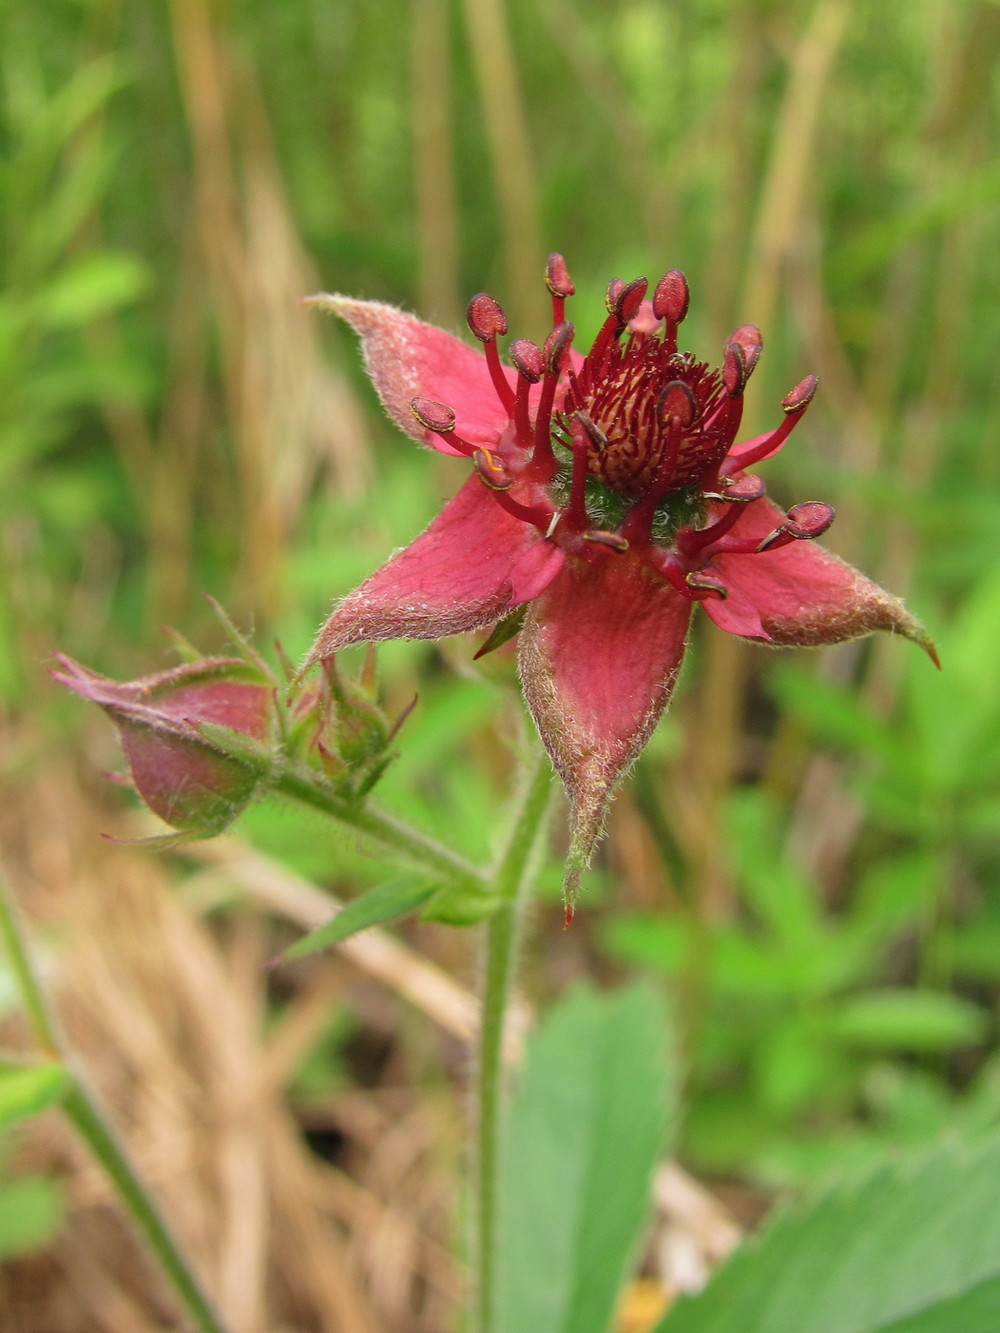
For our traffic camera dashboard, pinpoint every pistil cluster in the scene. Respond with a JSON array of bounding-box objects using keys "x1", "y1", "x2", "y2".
[{"x1": 407, "y1": 253, "x2": 831, "y2": 615}]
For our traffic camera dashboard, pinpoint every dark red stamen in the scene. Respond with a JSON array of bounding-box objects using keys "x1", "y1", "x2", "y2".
[
  {"x1": 510, "y1": 338, "x2": 544, "y2": 383},
  {"x1": 782, "y1": 374, "x2": 818, "y2": 413},
  {"x1": 653, "y1": 270, "x2": 689, "y2": 324},
  {"x1": 677, "y1": 500, "x2": 747, "y2": 557},
  {"x1": 410, "y1": 397, "x2": 456, "y2": 433},
  {"x1": 473, "y1": 448, "x2": 514, "y2": 491},
  {"x1": 728, "y1": 325, "x2": 762, "y2": 379},
  {"x1": 653, "y1": 271, "x2": 689, "y2": 353},
  {"x1": 408, "y1": 397, "x2": 473, "y2": 455},
  {"x1": 467, "y1": 293, "x2": 508, "y2": 342},
  {"x1": 583, "y1": 529, "x2": 629, "y2": 552},
  {"x1": 755, "y1": 501, "x2": 834, "y2": 552},
  {"x1": 574, "y1": 411, "x2": 608, "y2": 454},
  {"x1": 720, "y1": 373, "x2": 817, "y2": 476},
  {"x1": 479, "y1": 481, "x2": 556, "y2": 532},
  {"x1": 610, "y1": 277, "x2": 649, "y2": 327},
  {"x1": 658, "y1": 380, "x2": 697, "y2": 429},
  {"x1": 514, "y1": 376, "x2": 533, "y2": 446},
  {"x1": 530, "y1": 322, "x2": 574, "y2": 479},
  {"x1": 721, "y1": 473, "x2": 766, "y2": 503},
  {"x1": 685, "y1": 570, "x2": 728, "y2": 598},
  {"x1": 510, "y1": 338, "x2": 544, "y2": 445},
  {"x1": 468, "y1": 292, "x2": 515, "y2": 415},
  {"x1": 545, "y1": 252, "x2": 575, "y2": 326}
]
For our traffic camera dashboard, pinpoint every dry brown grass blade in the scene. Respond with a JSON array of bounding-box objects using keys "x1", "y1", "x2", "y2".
[
  {"x1": 0, "y1": 765, "x2": 400, "y2": 1330},
  {"x1": 1, "y1": 757, "x2": 738, "y2": 1330},
  {"x1": 164, "y1": 0, "x2": 370, "y2": 622},
  {"x1": 781, "y1": 5, "x2": 1000, "y2": 887},
  {"x1": 460, "y1": 0, "x2": 545, "y2": 330},
  {"x1": 412, "y1": 0, "x2": 462, "y2": 329},
  {"x1": 181, "y1": 834, "x2": 742, "y2": 1304},
  {"x1": 679, "y1": 0, "x2": 854, "y2": 934},
  {"x1": 180, "y1": 834, "x2": 529, "y2": 1056},
  {"x1": 744, "y1": 0, "x2": 851, "y2": 331}
]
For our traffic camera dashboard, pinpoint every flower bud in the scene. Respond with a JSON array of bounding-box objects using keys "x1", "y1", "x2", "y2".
[
  {"x1": 289, "y1": 654, "x2": 412, "y2": 799},
  {"x1": 52, "y1": 655, "x2": 275, "y2": 835}
]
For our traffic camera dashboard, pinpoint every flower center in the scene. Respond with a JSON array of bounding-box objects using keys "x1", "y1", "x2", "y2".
[
  {"x1": 560, "y1": 344, "x2": 726, "y2": 501},
  {"x1": 413, "y1": 256, "x2": 826, "y2": 595}
]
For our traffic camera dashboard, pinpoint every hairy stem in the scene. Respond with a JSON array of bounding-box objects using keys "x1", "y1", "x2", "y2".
[
  {"x1": 0, "y1": 872, "x2": 231, "y2": 1333},
  {"x1": 475, "y1": 748, "x2": 553, "y2": 1333},
  {"x1": 274, "y1": 761, "x2": 490, "y2": 895}
]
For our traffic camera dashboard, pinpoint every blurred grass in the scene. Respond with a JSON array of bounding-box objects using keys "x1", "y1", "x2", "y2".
[{"x1": 2, "y1": 0, "x2": 1000, "y2": 1327}]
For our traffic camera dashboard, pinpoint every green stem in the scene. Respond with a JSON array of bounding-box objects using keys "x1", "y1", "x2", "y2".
[
  {"x1": 275, "y1": 761, "x2": 489, "y2": 893},
  {"x1": 475, "y1": 748, "x2": 553, "y2": 1333},
  {"x1": 62, "y1": 1079, "x2": 228, "y2": 1333},
  {"x1": 0, "y1": 876, "x2": 59, "y2": 1057},
  {"x1": 0, "y1": 873, "x2": 231, "y2": 1333}
]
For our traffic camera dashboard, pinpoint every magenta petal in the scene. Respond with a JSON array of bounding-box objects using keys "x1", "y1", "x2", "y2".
[
  {"x1": 711, "y1": 498, "x2": 937, "y2": 657},
  {"x1": 307, "y1": 476, "x2": 545, "y2": 661},
  {"x1": 306, "y1": 295, "x2": 514, "y2": 449},
  {"x1": 701, "y1": 581, "x2": 770, "y2": 641},
  {"x1": 518, "y1": 554, "x2": 693, "y2": 899},
  {"x1": 508, "y1": 542, "x2": 565, "y2": 605}
]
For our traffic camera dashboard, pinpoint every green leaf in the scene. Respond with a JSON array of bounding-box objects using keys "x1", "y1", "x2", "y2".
[
  {"x1": 0, "y1": 1064, "x2": 70, "y2": 1135},
  {"x1": 279, "y1": 876, "x2": 436, "y2": 959},
  {"x1": 0, "y1": 1175, "x2": 64, "y2": 1259},
  {"x1": 420, "y1": 881, "x2": 498, "y2": 926},
  {"x1": 826, "y1": 990, "x2": 988, "y2": 1053},
  {"x1": 472, "y1": 604, "x2": 528, "y2": 659},
  {"x1": 36, "y1": 251, "x2": 150, "y2": 327},
  {"x1": 497, "y1": 982, "x2": 676, "y2": 1333},
  {"x1": 657, "y1": 1132, "x2": 1000, "y2": 1333},
  {"x1": 879, "y1": 1275, "x2": 1000, "y2": 1333}
]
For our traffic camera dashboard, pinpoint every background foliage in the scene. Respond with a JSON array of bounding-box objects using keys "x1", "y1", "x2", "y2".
[{"x1": 2, "y1": 0, "x2": 1000, "y2": 1328}]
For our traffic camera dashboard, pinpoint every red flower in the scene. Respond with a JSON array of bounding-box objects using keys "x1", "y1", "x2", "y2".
[{"x1": 306, "y1": 257, "x2": 936, "y2": 905}]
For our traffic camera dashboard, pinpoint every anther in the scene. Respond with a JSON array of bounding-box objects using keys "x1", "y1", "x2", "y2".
[
  {"x1": 583, "y1": 529, "x2": 629, "y2": 552},
  {"x1": 653, "y1": 270, "x2": 690, "y2": 325},
  {"x1": 543, "y1": 320, "x2": 575, "y2": 376},
  {"x1": 782, "y1": 373, "x2": 818, "y2": 414},
  {"x1": 722, "y1": 473, "x2": 766, "y2": 503},
  {"x1": 545, "y1": 253, "x2": 575, "y2": 324},
  {"x1": 658, "y1": 380, "x2": 698, "y2": 429},
  {"x1": 685, "y1": 571, "x2": 728, "y2": 599},
  {"x1": 723, "y1": 326, "x2": 763, "y2": 398},
  {"x1": 610, "y1": 277, "x2": 649, "y2": 327},
  {"x1": 410, "y1": 397, "x2": 456, "y2": 433},
  {"x1": 545, "y1": 253, "x2": 575, "y2": 298},
  {"x1": 527, "y1": 322, "x2": 575, "y2": 481},
  {"x1": 729, "y1": 325, "x2": 762, "y2": 377},
  {"x1": 466, "y1": 293, "x2": 508, "y2": 342},
  {"x1": 575, "y1": 410, "x2": 609, "y2": 453},
  {"x1": 468, "y1": 292, "x2": 515, "y2": 415},
  {"x1": 473, "y1": 448, "x2": 514, "y2": 491},
  {"x1": 510, "y1": 338, "x2": 544, "y2": 383},
  {"x1": 605, "y1": 279, "x2": 625, "y2": 315},
  {"x1": 755, "y1": 501, "x2": 835, "y2": 552},
  {"x1": 723, "y1": 341, "x2": 749, "y2": 398}
]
